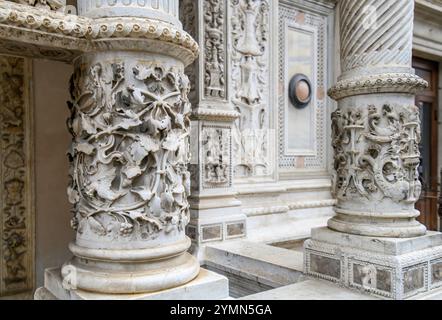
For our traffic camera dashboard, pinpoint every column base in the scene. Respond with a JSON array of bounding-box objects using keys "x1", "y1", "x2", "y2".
[
  {"x1": 304, "y1": 227, "x2": 442, "y2": 299},
  {"x1": 34, "y1": 267, "x2": 229, "y2": 300}
]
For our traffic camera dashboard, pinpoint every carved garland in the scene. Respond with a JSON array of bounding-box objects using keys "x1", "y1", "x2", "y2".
[{"x1": 67, "y1": 60, "x2": 192, "y2": 240}]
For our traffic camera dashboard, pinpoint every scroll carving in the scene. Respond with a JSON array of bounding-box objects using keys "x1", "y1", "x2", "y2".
[
  {"x1": 0, "y1": 55, "x2": 33, "y2": 296},
  {"x1": 331, "y1": 104, "x2": 421, "y2": 204},
  {"x1": 67, "y1": 60, "x2": 192, "y2": 241}
]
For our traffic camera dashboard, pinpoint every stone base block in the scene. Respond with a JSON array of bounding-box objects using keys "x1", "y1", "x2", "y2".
[
  {"x1": 304, "y1": 227, "x2": 442, "y2": 299},
  {"x1": 35, "y1": 267, "x2": 229, "y2": 300}
]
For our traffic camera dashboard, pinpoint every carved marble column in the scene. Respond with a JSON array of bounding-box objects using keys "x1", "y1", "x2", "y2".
[
  {"x1": 304, "y1": 0, "x2": 442, "y2": 300},
  {"x1": 40, "y1": 0, "x2": 219, "y2": 298},
  {"x1": 327, "y1": 0, "x2": 428, "y2": 238}
]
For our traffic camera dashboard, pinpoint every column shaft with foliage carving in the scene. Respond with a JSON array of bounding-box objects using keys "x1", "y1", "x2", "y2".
[
  {"x1": 327, "y1": 0, "x2": 427, "y2": 238},
  {"x1": 59, "y1": 0, "x2": 200, "y2": 295}
]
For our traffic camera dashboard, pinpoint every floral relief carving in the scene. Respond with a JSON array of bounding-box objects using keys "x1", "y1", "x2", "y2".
[
  {"x1": 230, "y1": 0, "x2": 271, "y2": 178},
  {"x1": 332, "y1": 104, "x2": 421, "y2": 204},
  {"x1": 67, "y1": 59, "x2": 192, "y2": 240},
  {"x1": 0, "y1": 55, "x2": 33, "y2": 295}
]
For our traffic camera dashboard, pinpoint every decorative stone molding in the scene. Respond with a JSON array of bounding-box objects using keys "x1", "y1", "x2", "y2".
[
  {"x1": 0, "y1": 55, "x2": 34, "y2": 296},
  {"x1": 0, "y1": 1, "x2": 198, "y2": 63},
  {"x1": 328, "y1": 73, "x2": 428, "y2": 101}
]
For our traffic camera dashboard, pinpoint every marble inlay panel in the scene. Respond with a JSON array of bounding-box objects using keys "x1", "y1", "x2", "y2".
[
  {"x1": 403, "y1": 266, "x2": 425, "y2": 294},
  {"x1": 310, "y1": 254, "x2": 340, "y2": 279},
  {"x1": 201, "y1": 224, "x2": 223, "y2": 242},
  {"x1": 226, "y1": 221, "x2": 245, "y2": 239}
]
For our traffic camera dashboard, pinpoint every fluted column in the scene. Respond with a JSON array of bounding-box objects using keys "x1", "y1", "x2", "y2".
[
  {"x1": 61, "y1": 0, "x2": 200, "y2": 294},
  {"x1": 327, "y1": 0, "x2": 428, "y2": 238}
]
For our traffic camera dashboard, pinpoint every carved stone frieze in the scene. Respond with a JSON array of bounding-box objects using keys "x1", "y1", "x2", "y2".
[
  {"x1": 0, "y1": 55, "x2": 34, "y2": 296},
  {"x1": 67, "y1": 57, "x2": 192, "y2": 244}
]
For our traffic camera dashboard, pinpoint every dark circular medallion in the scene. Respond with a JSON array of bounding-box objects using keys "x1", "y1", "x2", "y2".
[{"x1": 289, "y1": 74, "x2": 312, "y2": 109}]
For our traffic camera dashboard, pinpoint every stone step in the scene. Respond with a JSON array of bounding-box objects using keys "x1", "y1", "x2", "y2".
[
  {"x1": 240, "y1": 279, "x2": 379, "y2": 300},
  {"x1": 204, "y1": 240, "x2": 306, "y2": 297}
]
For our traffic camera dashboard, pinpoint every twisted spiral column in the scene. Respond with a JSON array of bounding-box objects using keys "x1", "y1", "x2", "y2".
[{"x1": 327, "y1": 0, "x2": 428, "y2": 238}]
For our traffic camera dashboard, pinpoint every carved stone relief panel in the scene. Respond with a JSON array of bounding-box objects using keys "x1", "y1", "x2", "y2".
[
  {"x1": 278, "y1": 3, "x2": 328, "y2": 172},
  {"x1": 230, "y1": 0, "x2": 273, "y2": 180},
  {"x1": 0, "y1": 55, "x2": 34, "y2": 296},
  {"x1": 203, "y1": 0, "x2": 227, "y2": 100},
  {"x1": 201, "y1": 125, "x2": 231, "y2": 189}
]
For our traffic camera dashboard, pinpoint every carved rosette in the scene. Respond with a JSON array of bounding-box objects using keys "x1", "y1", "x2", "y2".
[
  {"x1": 327, "y1": 0, "x2": 427, "y2": 238},
  {"x1": 0, "y1": 55, "x2": 34, "y2": 296}
]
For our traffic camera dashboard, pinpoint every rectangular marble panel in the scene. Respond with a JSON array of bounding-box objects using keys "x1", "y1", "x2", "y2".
[
  {"x1": 352, "y1": 263, "x2": 392, "y2": 293},
  {"x1": 226, "y1": 221, "x2": 245, "y2": 239},
  {"x1": 403, "y1": 266, "x2": 425, "y2": 294},
  {"x1": 309, "y1": 253, "x2": 340, "y2": 280},
  {"x1": 431, "y1": 261, "x2": 442, "y2": 285},
  {"x1": 286, "y1": 26, "x2": 316, "y2": 155},
  {"x1": 201, "y1": 224, "x2": 223, "y2": 242}
]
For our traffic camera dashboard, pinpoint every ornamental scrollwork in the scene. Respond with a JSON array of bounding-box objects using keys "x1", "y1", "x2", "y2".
[
  {"x1": 67, "y1": 60, "x2": 192, "y2": 240},
  {"x1": 332, "y1": 104, "x2": 421, "y2": 204}
]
